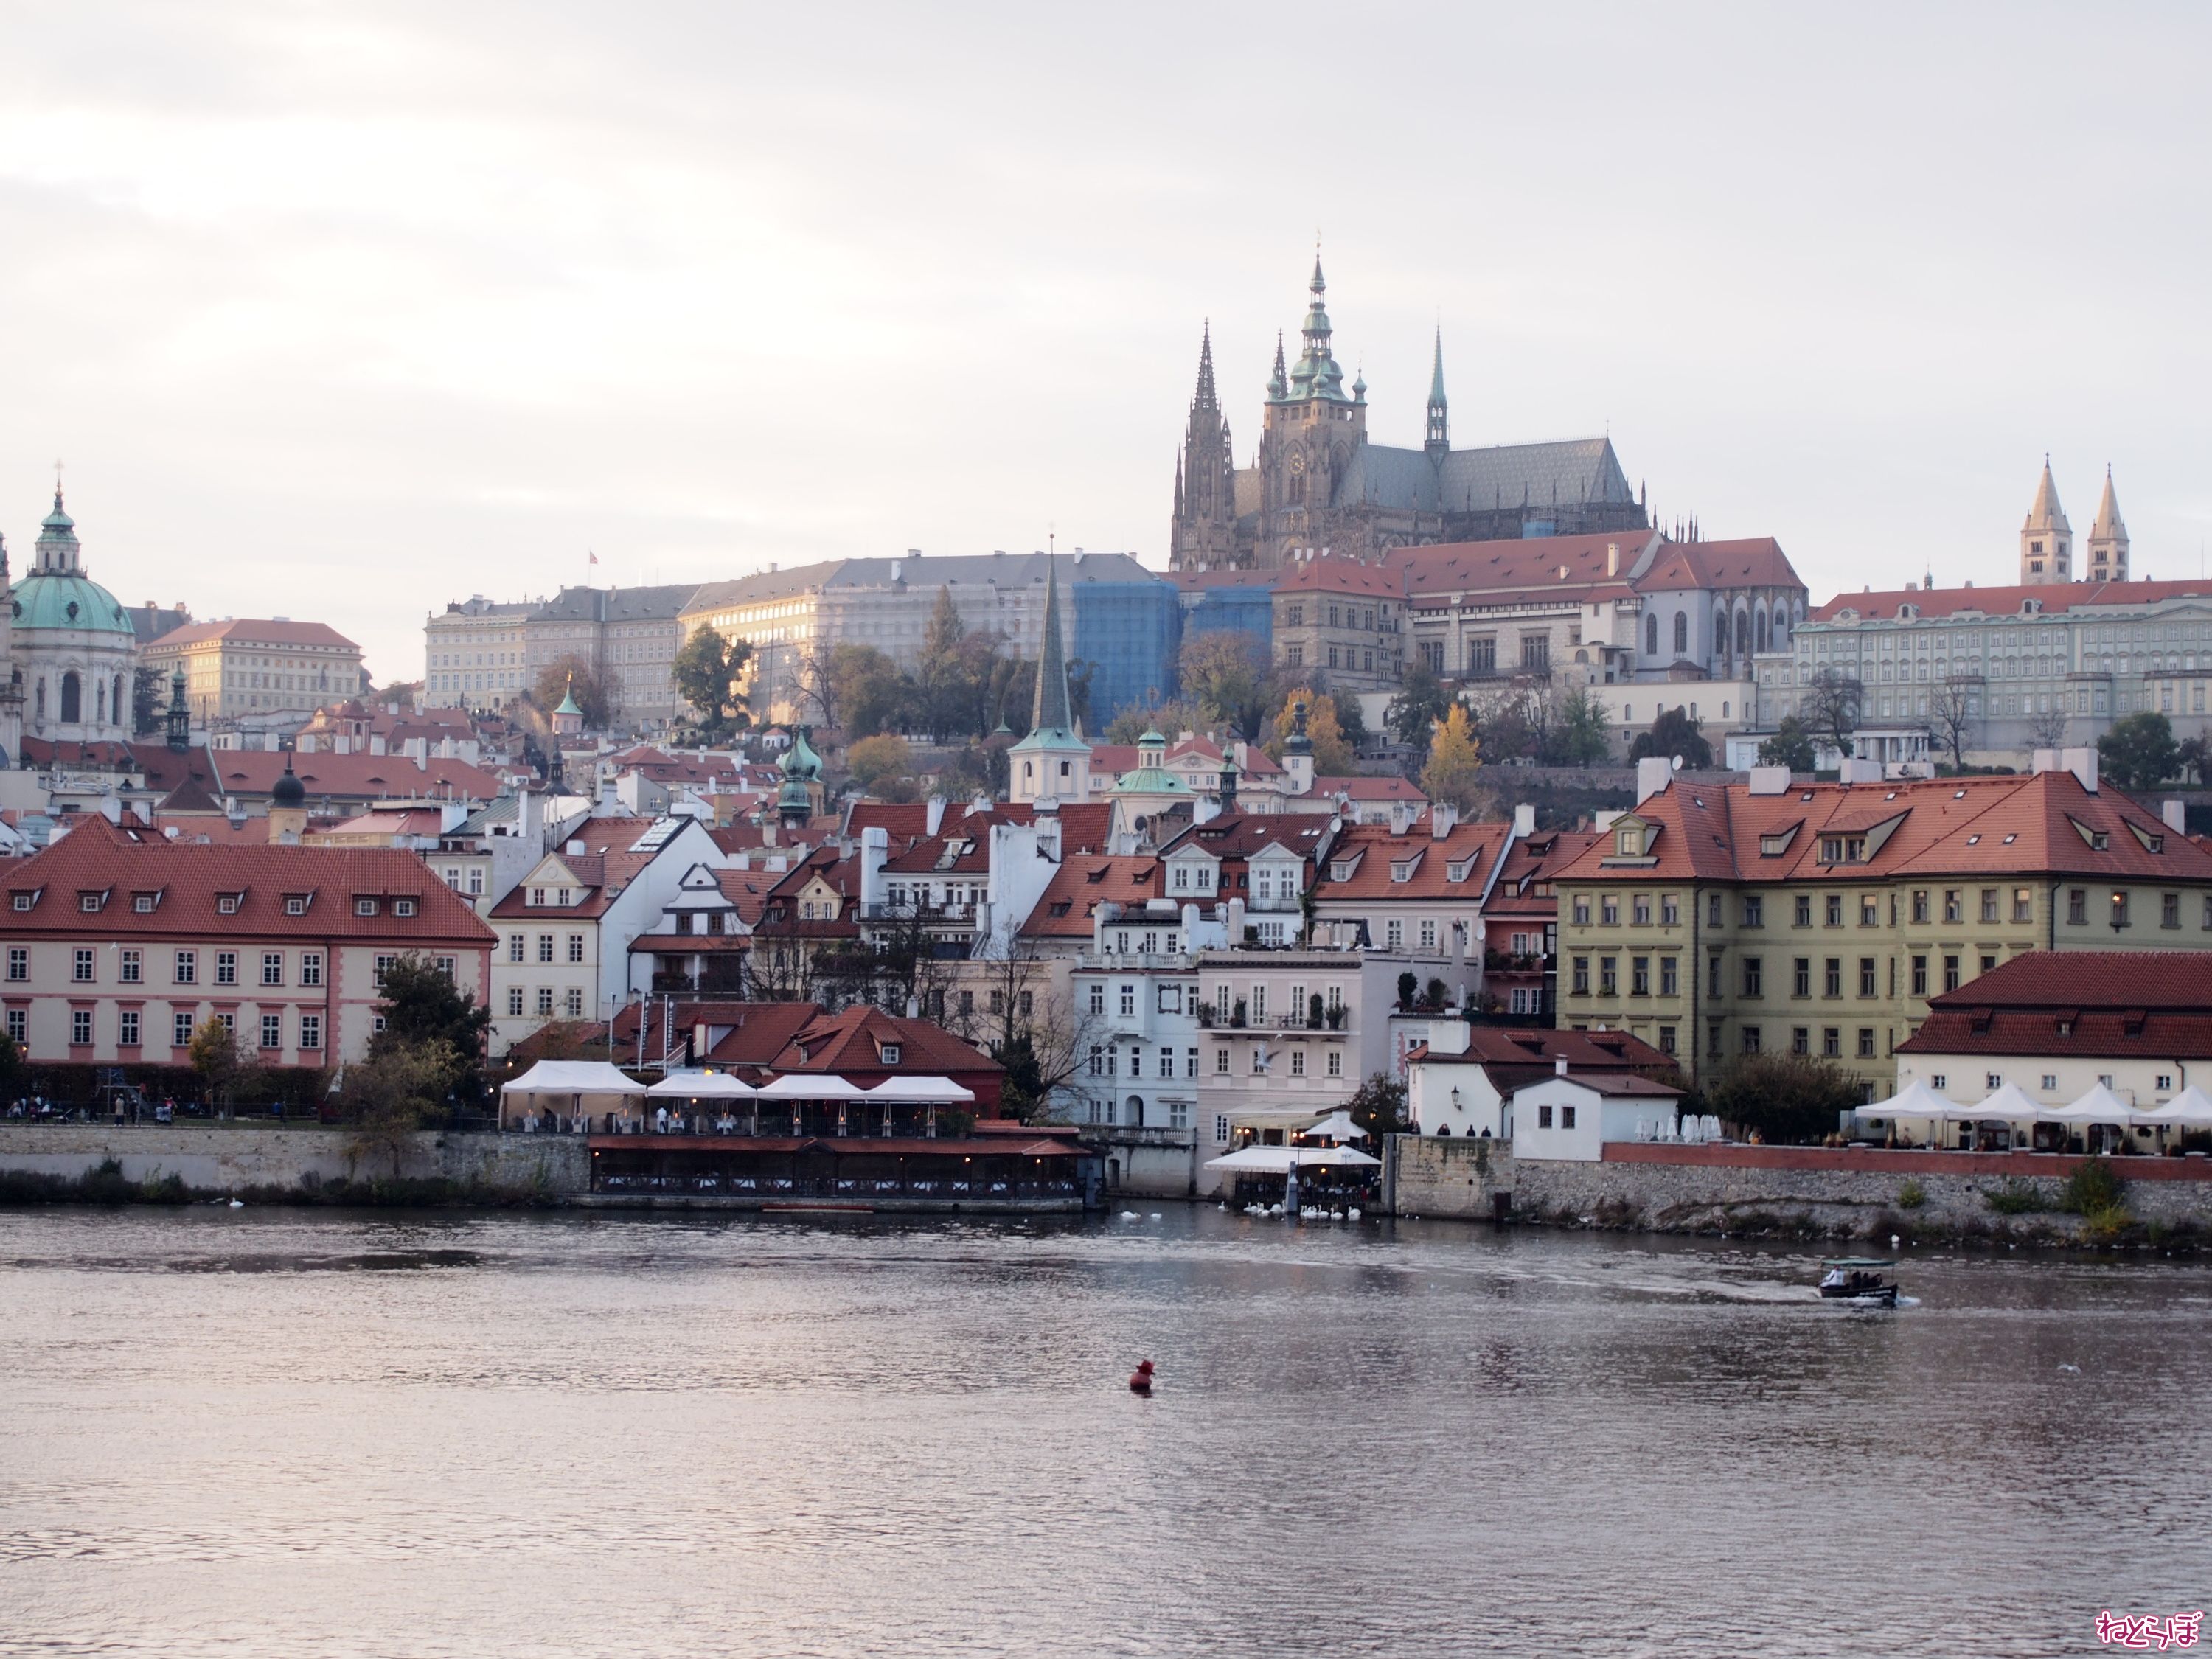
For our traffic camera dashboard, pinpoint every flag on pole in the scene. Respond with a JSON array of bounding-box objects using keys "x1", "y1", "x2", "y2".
[{"x1": 588, "y1": 550, "x2": 599, "y2": 566}]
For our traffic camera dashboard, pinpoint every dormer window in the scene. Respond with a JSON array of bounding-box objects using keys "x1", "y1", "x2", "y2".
[
  {"x1": 1819, "y1": 835, "x2": 1868, "y2": 865},
  {"x1": 133, "y1": 891, "x2": 160, "y2": 913},
  {"x1": 394, "y1": 898, "x2": 417, "y2": 917},
  {"x1": 1615, "y1": 825, "x2": 1644, "y2": 858},
  {"x1": 80, "y1": 892, "x2": 105, "y2": 914},
  {"x1": 529, "y1": 887, "x2": 546, "y2": 905},
  {"x1": 10, "y1": 892, "x2": 35, "y2": 912},
  {"x1": 285, "y1": 895, "x2": 309, "y2": 917},
  {"x1": 356, "y1": 897, "x2": 379, "y2": 917},
  {"x1": 557, "y1": 888, "x2": 572, "y2": 905},
  {"x1": 879, "y1": 1043, "x2": 902, "y2": 1065},
  {"x1": 216, "y1": 894, "x2": 242, "y2": 915}
]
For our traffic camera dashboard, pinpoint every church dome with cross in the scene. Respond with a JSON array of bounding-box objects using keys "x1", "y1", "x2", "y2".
[{"x1": 10, "y1": 488, "x2": 138, "y2": 745}]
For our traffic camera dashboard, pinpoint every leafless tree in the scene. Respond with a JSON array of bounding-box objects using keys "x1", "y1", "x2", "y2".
[
  {"x1": 793, "y1": 633, "x2": 840, "y2": 731},
  {"x1": 2024, "y1": 702, "x2": 2071, "y2": 754},
  {"x1": 939, "y1": 947, "x2": 1106, "y2": 1122},
  {"x1": 1924, "y1": 677, "x2": 1978, "y2": 771},
  {"x1": 1802, "y1": 669, "x2": 1863, "y2": 756}
]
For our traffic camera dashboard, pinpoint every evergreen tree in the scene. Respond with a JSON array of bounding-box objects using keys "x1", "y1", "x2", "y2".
[
  {"x1": 1629, "y1": 706, "x2": 1713, "y2": 770},
  {"x1": 1385, "y1": 661, "x2": 1455, "y2": 757},
  {"x1": 2098, "y1": 712, "x2": 2180, "y2": 791}
]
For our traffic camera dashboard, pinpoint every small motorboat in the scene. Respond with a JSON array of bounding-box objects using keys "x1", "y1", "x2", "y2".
[{"x1": 1818, "y1": 1257, "x2": 1899, "y2": 1307}]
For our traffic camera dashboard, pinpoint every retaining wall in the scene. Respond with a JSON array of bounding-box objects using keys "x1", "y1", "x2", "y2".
[
  {"x1": 0, "y1": 1124, "x2": 589, "y2": 1195},
  {"x1": 1385, "y1": 1135, "x2": 2212, "y2": 1239}
]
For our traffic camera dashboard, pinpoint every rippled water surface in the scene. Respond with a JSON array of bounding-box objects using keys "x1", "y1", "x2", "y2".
[{"x1": 2, "y1": 1206, "x2": 2207, "y2": 1658}]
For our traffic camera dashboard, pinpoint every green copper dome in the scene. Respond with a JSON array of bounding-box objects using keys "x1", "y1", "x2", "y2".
[{"x1": 10, "y1": 571, "x2": 133, "y2": 636}]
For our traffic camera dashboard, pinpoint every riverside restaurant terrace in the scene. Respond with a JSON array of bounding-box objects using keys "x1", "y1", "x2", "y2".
[{"x1": 542, "y1": 1068, "x2": 1105, "y2": 1211}]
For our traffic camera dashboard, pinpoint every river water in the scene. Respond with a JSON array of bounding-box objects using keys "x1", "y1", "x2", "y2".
[{"x1": 1, "y1": 1206, "x2": 2205, "y2": 1658}]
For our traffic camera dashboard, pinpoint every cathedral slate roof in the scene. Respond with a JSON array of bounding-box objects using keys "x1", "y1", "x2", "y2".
[{"x1": 1436, "y1": 438, "x2": 1636, "y2": 517}]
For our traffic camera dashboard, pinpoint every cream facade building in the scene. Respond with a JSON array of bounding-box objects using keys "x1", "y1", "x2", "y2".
[
  {"x1": 425, "y1": 597, "x2": 533, "y2": 710},
  {"x1": 141, "y1": 619, "x2": 364, "y2": 731}
]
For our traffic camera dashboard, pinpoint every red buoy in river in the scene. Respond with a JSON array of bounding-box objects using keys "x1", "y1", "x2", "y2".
[{"x1": 1128, "y1": 1360, "x2": 1155, "y2": 1394}]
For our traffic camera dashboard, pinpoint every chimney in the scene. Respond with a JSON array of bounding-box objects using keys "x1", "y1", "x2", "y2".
[
  {"x1": 1391, "y1": 800, "x2": 1414, "y2": 836},
  {"x1": 1635, "y1": 755, "x2": 1673, "y2": 804},
  {"x1": 1427, "y1": 1022, "x2": 1470, "y2": 1056},
  {"x1": 369, "y1": 735, "x2": 386, "y2": 756},
  {"x1": 1226, "y1": 896, "x2": 1246, "y2": 942},
  {"x1": 518, "y1": 787, "x2": 541, "y2": 844},
  {"x1": 1430, "y1": 801, "x2": 1457, "y2": 839},
  {"x1": 1513, "y1": 802, "x2": 1535, "y2": 838},
  {"x1": 1554, "y1": 1054, "x2": 1568, "y2": 1076},
  {"x1": 1747, "y1": 765, "x2": 1790, "y2": 796},
  {"x1": 2063, "y1": 746, "x2": 2098, "y2": 794},
  {"x1": 925, "y1": 794, "x2": 946, "y2": 837},
  {"x1": 1606, "y1": 540, "x2": 1620, "y2": 577},
  {"x1": 1839, "y1": 758, "x2": 1884, "y2": 785},
  {"x1": 2163, "y1": 799, "x2": 2187, "y2": 834}
]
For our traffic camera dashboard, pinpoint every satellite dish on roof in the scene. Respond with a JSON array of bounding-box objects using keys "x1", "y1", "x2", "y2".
[{"x1": 1672, "y1": 755, "x2": 1683, "y2": 771}]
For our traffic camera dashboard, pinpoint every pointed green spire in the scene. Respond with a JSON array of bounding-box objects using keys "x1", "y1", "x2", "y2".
[{"x1": 1029, "y1": 550, "x2": 1073, "y2": 735}]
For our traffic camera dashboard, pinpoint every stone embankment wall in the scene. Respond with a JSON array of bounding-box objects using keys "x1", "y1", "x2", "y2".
[
  {"x1": 1385, "y1": 1135, "x2": 2212, "y2": 1241},
  {"x1": 0, "y1": 1125, "x2": 588, "y2": 1195},
  {"x1": 1388, "y1": 1135, "x2": 1515, "y2": 1220}
]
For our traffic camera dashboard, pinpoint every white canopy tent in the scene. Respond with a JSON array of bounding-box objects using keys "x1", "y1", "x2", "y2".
[
  {"x1": 644, "y1": 1071, "x2": 758, "y2": 1099},
  {"x1": 1856, "y1": 1079, "x2": 1972, "y2": 1127},
  {"x1": 499, "y1": 1060, "x2": 648, "y2": 1128},
  {"x1": 755, "y1": 1074, "x2": 868, "y2": 1101},
  {"x1": 865, "y1": 1076, "x2": 976, "y2": 1104},
  {"x1": 1299, "y1": 1110, "x2": 1368, "y2": 1144},
  {"x1": 2045, "y1": 1082, "x2": 2135, "y2": 1125},
  {"x1": 2135, "y1": 1085, "x2": 2212, "y2": 1128}
]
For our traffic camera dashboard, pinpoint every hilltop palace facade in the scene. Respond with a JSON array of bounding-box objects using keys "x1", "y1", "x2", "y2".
[{"x1": 1169, "y1": 259, "x2": 1650, "y2": 571}]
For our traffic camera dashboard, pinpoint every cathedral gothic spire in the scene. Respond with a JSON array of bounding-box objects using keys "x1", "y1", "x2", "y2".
[
  {"x1": 1425, "y1": 329, "x2": 1450, "y2": 455},
  {"x1": 1169, "y1": 322, "x2": 1239, "y2": 570}
]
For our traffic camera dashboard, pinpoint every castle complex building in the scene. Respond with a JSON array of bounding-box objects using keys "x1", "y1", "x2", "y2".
[{"x1": 1170, "y1": 260, "x2": 1649, "y2": 571}]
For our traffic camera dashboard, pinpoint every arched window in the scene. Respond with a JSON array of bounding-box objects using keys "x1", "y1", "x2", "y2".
[
  {"x1": 34, "y1": 679, "x2": 45, "y2": 718},
  {"x1": 114, "y1": 675, "x2": 125, "y2": 728},
  {"x1": 1645, "y1": 613, "x2": 1659, "y2": 656},
  {"x1": 1736, "y1": 610, "x2": 1751, "y2": 653},
  {"x1": 1673, "y1": 613, "x2": 1688, "y2": 655},
  {"x1": 1755, "y1": 610, "x2": 1770, "y2": 653},
  {"x1": 60, "y1": 672, "x2": 80, "y2": 724},
  {"x1": 95, "y1": 680, "x2": 106, "y2": 723}
]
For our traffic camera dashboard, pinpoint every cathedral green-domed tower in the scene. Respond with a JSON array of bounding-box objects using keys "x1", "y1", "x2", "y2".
[{"x1": 13, "y1": 489, "x2": 136, "y2": 745}]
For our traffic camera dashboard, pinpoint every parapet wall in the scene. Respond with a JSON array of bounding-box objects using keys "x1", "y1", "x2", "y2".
[{"x1": 0, "y1": 1124, "x2": 589, "y2": 1195}]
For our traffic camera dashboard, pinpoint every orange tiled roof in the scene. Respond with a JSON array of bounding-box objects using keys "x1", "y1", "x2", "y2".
[{"x1": 1020, "y1": 856, "x2": 1164, "y2": 937}]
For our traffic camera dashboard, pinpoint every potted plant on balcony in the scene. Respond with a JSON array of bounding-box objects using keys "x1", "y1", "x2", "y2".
[
  {"x1": 1231, "y1": 999, "x2": 1248, "y2": 1029},
  {"x1": 1397, "y1": 971, "x2": 1417, "y2": 1011},
  {"x1": 1307, "y1": 993, "x2": 1324, "y2": 1030}
]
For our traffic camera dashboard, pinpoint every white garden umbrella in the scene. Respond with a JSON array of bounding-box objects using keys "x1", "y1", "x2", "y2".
[
  {"x1": 865, "y1": 1076, "x2": 976, "y2": 1104},
  {"x1": 1301, "y1": 1110, "x2": 1368, "y2": 1143}
]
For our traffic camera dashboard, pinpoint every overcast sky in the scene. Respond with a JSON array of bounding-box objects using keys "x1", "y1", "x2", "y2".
[{"x1": 3, "y1": 2, "x2": 2208, "y2": 681}]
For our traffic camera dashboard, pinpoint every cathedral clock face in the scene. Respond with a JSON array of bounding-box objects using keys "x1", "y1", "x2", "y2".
[{"x1": 1287, "y1": 451, "x2": 1306, "y2": 474}]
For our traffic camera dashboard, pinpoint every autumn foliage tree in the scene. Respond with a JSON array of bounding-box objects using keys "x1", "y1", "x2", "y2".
[{"x1": 1420, "y1": 703, "x2": 1484, "y2": 810}]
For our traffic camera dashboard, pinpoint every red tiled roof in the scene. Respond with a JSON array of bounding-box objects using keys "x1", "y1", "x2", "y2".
[
  {"x1": 773, "y1": 1006, "x2": 1002, "y2": 1079},
  {"x1": 1315, "y1": 775, "x2": 1427, "y2": 801},
  {"x1": 1484, "y1": 829, "x2": 1599, "y2": 918},
  {"x1": 1313, "y1": 819, "x2": 1507, "y2": 902},
  {"x1": 1276, "y1": 558, "x2": 1403, "y2": 597},
  {"x1": 1810, "y1": 577, "x2": 2212, "y2": 624},
  {"x1": 1020, "y1": 856, "x2": 1164, "y2": 937},
  {"x1": 1635, "y1": 538, "x2": 1801, "y2": 594},
  {"x1": 1387, "y1": 531, "x2": 1664, "y2": 601},
  {"x1": 714, "y1": 869, "x2": 775, "y2": 927},
  {"x1": 1899, "y1": 952, "x2": 2212, "y2": 1060},
  {"x1": 0, "y1": 815, "x2": 493, "y2": 944},
  {"x1": 1157, "y1": 808, "x2": 1329, "y2": 863},
  {"x1": 695, "y1": 1001, "x2": 824, "y2": 1069},
  {"x1": 1557, "y1": 770, "x2": 2212, "y2": 886}
]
